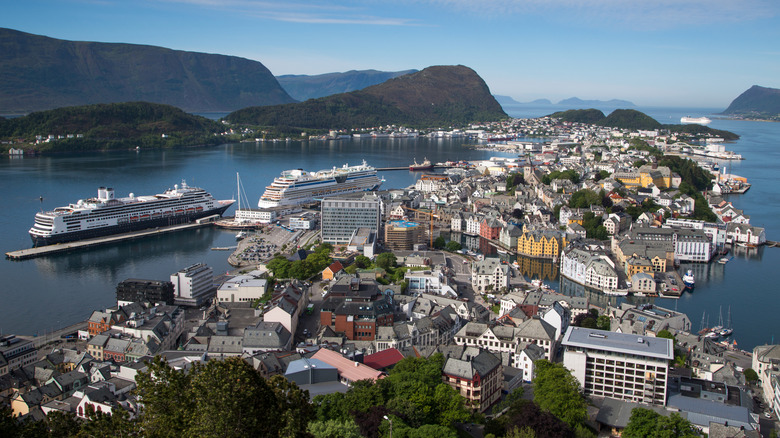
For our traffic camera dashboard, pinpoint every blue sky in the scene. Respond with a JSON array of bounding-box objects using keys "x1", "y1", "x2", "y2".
[{"x1": 4, "y1": 0, "x2": 780, "y2": 107}]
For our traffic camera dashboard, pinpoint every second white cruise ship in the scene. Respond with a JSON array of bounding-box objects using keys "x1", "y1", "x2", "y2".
[{"x1": 258, "y1": 161, "x2": 382, "y2": 208}]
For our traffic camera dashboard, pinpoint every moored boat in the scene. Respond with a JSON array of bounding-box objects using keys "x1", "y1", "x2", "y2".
[
  {"x1": 29, "y1": 182, "x2": 234, "y2": 247},
  {"x1": 409, "y1": 158, "x2": 434, "y2": 171},
  {"x1": 682, "y1": 269, "x2": 695, "y2": 289}
]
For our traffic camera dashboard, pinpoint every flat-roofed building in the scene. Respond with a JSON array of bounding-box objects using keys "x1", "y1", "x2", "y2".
[
  {"x1": 562, "y1": 326, "x2": 673, "y2": 406},
  {"x1": 384, "y1": 220, "x2": 423, "y2": 250},
  {"x1": 321, "y1": 195, "x2": 382, "y2": 244},
  {"x1": 170, "y1": 263, "x2": 215, "y2": 307}
]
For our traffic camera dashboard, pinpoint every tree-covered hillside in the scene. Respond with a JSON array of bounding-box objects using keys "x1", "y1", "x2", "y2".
[
  {"x1": 226, "y1": 65, "x2": 508, "y2": 130},
  {"x1": 0, "y1": 102, "x2": 225, "y2": 152}
]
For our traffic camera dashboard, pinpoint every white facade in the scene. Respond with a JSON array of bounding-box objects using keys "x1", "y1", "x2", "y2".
[
  {"x1": 170, "y1": 263, "x2": 214, "y2": 306},
  {"x1": 562, "y1": 327, "x2": 673, "y2": 406},
  {"x1": 217, "y1": 276, "x2": 267, "y2": 303},
  {"x1": 560, "y1": 246, "x2": 619, "y2": 291},
  {"x1": 471, "y1": 258, "x2": 510, "y2": 292}
]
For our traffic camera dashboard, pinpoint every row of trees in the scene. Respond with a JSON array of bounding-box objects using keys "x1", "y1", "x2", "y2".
[{"x1": 266, "y1": 243, "x2": 334, "y2": 280}]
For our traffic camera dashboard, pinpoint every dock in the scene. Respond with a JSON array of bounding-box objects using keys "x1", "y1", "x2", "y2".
[
  {"x1": 376, "y1": 165, "x2": 454, "y2": 171},
  {"x1": 6, "y1": 221, "x2": 215, "y2": 261}
]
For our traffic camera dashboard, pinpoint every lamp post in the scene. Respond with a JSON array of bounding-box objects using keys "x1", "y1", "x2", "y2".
[{"x1": 383, "y1": 415, "x2": 393, "y2": 438}]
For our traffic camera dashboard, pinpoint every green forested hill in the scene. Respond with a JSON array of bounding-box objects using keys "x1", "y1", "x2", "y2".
[
  {"x1": 548, "y1": 109, "x2": 606, "y2": 124},
  {"x1": 721, "y1": 85, "x2": 780, "y2": 119},
  {"x1": 0, "y1": 28, "x2": 295, "y2": 113},
  {"x1": 0, "y1": 102, "x2": 225, "y2": 152},
  {"x1": 227, "y1": 65, "x2": 508, "y2": 129}
]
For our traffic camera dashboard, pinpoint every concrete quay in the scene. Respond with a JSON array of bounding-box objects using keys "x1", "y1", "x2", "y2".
[{"x1": 6, "y1": 221, "x2": 214, "y2": 261}]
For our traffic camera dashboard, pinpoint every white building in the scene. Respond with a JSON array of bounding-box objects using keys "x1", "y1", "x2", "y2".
[
  {"x1": 562, "y1": 326, "x2": 673, "y2": 406},
  {"x1": 170, "y1": 263, "x2": 215, "y2": 307},
  {"x1": 471, "y1": 257, "x2": 510, "y2": 293},
  {"x1": 405, "y1": 269, "x2": 457, "y2": 297},
  {"x1": 560, "y1": 245, "x2": 619, "y2": 291},
  {"x1": 217, "y1": 275, "x2": 267, "y2": 304}
]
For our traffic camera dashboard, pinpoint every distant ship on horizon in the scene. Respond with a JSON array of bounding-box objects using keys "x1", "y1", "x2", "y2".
[{"x1": 680, "y1": 116, "x2": 712, "y2": 125}]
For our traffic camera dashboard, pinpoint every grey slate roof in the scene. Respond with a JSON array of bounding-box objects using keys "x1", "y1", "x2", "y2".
[{"x1": 562, "y1": 326, "x2": 673, "y2": 360}]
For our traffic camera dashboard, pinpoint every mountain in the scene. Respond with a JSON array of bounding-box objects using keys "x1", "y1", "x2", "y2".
[
  {"x1": 721, "y1": 85, "x2": 780, "y2": 119},
  {"x1": 0, "y1": 102, "x2": 224, "y2": 152},
  {"x1": 557, "y1": 97, "x2": 635, "y2": 107},
  {"x1": 597, "y1": 109, "x2": 661, "y2": 130},
  {"x1": 276, "y1": 69, "x2": 417, "y2": 101},
  {"x1": 493, "y1": 95, "x2": 523, "y2": 105},
  {"x1": 529, "y1": 99, "x2": 553, "y2": 105},
  {"x1": 227, "y1": 65, "x2": 507, "y2": 129},
  {"x1": 0, "y1": 28, "x2": 295, "y2": 113},
  {"x1": 548, "y1": 109, "x2": 606, "y2": 124}
]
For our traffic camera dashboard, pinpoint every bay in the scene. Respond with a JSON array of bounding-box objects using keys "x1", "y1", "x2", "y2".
[{"x1": 1, "y1": 107, "x2": 777, "y2": 352}]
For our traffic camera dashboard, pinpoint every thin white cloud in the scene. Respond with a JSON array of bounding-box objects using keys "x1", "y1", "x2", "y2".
[
  {"x1": 156, "y1": 0, "x2": 422, "y2": 26},
  {"x1": 409, "y1": 0, "x2": 778, "y2": 27}
]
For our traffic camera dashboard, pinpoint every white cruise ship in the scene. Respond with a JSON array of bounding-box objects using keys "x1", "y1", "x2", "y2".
[
  {"x1": 680, "y1": 116, "x2": 711, "y2": 125},
  {"x1": 258, "y1": 161, "x2": 382, "y2": 208},
  {"x1": 29, "y1": 182, "x2": 234, "y2": 247}
]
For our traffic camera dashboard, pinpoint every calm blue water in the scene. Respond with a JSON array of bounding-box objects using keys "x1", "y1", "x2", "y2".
[{"x1": 1, "y1": 106, "x2": 777, "y2": 351}]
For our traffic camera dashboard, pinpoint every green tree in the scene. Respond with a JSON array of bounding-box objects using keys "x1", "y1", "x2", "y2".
[
  {"x1": 267, "y1": 256, "x2": 292, "y2": 278},
  {"x1": 376, "y1": 252, "x2": 397, "y2": 269},
  {"x1": 355, "y1": 255, "x2": 372, "y2": 269},
  {"x1": 596, "y1": 315, "x2": 610, "y2": 331},
  {"x1": 744, "y1": 368, "x2": 759, "y2": 383},
  {"x1": 623, "y1": 408, "x2": 698, "y2": 438},
  {"x1": 656, "y1": 330, "x2": 675, "y2": 341},
  {"x1": 46, "y1": 411, "x2": 82, "y2": 438},
  {"x1": 445, "y1": 241, "x2": 462, "y2": 252},
  {"x1": 134, "y1": 356, "x2": 194, "y2": 436},
  {"x1": 533, "y1": 360, "x2": 587, "y2": 427},
  {"x1": 268, "y1": 374, "x2": 315, "y2": 438},
  {"x1": 186, "y1": 358, "x2": 282, "y2": 437},
  {"x1": 308, "y1": 419, "x2": 361, "y2": 438},
  {"x1": 433, "y1": 236, "x2": 446, "y2": 249}
]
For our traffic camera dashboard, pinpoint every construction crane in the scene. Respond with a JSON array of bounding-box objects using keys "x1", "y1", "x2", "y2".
[{"x1": 402, "y1": 206, "x2": 440, "y2": 248}]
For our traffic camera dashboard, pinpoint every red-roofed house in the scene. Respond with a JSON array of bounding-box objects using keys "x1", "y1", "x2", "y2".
[
  {"x1": 363, "y1": 348, "x2": 406, "y2": 371},
  {"x1": 311, "y1": 348, "x2": 384, "y2": 385},
  {"x1": 322, "y1": 261, "x2": 344, "y2": 281}
]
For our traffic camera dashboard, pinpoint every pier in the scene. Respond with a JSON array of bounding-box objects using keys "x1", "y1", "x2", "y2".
[
  {"x1": 6, "y1": 221, "x2": 216, "y2": 261},
  {"x1": 376, "y1": 165, "x2": 454, "y2": 171}
]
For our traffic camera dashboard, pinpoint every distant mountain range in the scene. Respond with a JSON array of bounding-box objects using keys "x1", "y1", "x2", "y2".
[
  {"x1": 494, "y1": 95, "x2": 634, "y2": 107},
  {"x1": 721, "y1": 85, "x2": 780, "y2": 119},
  {"x1": 228, "y1": 65, "x2": 507, "y2": 129},
  {"x1": 0, "y1": 28, "x2": 295, "y2": 113},
  {"x1": 277, "y1": 69, "x2": 417, "y2": 102}
]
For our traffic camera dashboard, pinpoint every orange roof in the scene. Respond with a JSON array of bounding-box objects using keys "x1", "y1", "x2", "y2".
[
  {"x1": 325, "y1": 261, "x2": 344, "y2": 274},
  {"x1": 311, "y1": 348, "x2": 384, "y2": 383}
]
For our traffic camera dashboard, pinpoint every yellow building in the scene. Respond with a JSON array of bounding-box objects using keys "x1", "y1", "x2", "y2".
[
  {"x1": 517, "y1": 231, "x2": 566, "y2": 259},
  {"x1": 614, "y1": 164, "x2": 671, "y2": 190}
]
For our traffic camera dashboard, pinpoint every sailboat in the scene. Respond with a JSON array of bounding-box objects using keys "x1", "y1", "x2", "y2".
[
  {"x1": 720, "y1": 306, "x2": 733, "y2": 337},
  {"x1": 711, "y1": 306, "x2": 724, "y2": 334}
]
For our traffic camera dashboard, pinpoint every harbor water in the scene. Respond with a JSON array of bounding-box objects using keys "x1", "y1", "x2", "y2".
[{"x1": 1, "y1": 106, "x2": 778, "y2": 351}]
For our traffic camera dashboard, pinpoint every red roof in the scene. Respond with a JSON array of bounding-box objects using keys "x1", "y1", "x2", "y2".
[
  {"x1": 311, "y1": 348, "x2": 384, "y2": 382},
  {"x1": 363, "y1": 348, "x2": 405, "y2": 370},
  {"x1": 325, "y1": 261, "x2": 344, "y2": 274}
]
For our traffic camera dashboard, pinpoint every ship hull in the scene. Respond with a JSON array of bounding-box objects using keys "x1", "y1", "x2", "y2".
[{"x1": 30, "y1": 204, "x2": 231, "y2": 247}]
